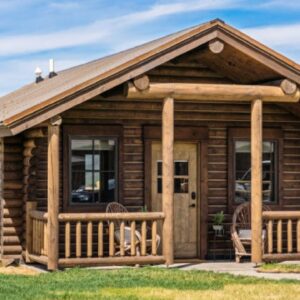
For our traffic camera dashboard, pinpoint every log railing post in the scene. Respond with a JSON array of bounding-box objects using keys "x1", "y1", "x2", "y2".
[
  {"x1": 162, "y1": 96, "x2": 174, "y2": 266},
  {"x1": 47, "y1": 116, "x2": 61, "y2": 270},
  {"x1": 25, "y1": 201, "x2": 37, "y2": 262},
  {"x1": 251, "y1": 99, "x2": 263, "y2": 264}
]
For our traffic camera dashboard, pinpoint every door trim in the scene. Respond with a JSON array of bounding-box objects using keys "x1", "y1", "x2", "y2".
[{"x1": 144, "y1": 125, "x2": 208, "y2": 259}]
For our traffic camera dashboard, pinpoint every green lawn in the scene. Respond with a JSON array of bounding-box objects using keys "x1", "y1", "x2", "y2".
[
  {"x1": 0, "y1": 267, "x2": 299, "y2": 300},
  {"x1": 259, "y1": 263, "x2": 300, "y2": 273}
]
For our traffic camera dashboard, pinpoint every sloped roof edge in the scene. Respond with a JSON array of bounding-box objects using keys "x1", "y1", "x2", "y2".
[{"x1": 1, "y1": 19, "x2": 300, "y2": 136}]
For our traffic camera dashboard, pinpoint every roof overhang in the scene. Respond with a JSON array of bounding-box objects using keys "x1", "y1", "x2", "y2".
[{"x1": 1, "y1": 20, "x2": 300, "y2": 136}]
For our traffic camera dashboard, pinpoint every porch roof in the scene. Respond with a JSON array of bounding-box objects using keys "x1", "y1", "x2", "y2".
[{"x1": 1, "y1": 18, "x2": 300, "y2": 136}]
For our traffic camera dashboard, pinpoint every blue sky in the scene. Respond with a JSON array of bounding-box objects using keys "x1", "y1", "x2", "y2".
[{"x1": 1, "y1": 0, "x2": 300, "y2": 95}]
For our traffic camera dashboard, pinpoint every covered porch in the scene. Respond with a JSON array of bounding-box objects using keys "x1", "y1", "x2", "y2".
[{"x1": 24, "y1": 68, "x2": 300, "y2": 270}]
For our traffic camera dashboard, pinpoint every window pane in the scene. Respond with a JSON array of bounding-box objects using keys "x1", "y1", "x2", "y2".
[
  {"x1": 157, "y1": 178, "x2": 162, "y2": 193},
  {"x1": 174, "y1": 161, "x2": 188, "y2": 176},
  {"x1": 234, "y1": 140, "x2": 277, "y2": 203},
  {"x1": 157, "y1": 161, "x2": 162, "y2": 176},
  {"x1": 174, "y1": 178, "x2": 189, "y2": 193},
  {"x1": 100, "y1": 172, "x2": 116, "y2": 202},
  {"x1": 85, "y1": 154, "x2": 93, "y2": 171},
  {"x1": 70, "y1": 138, "x2": 117, "y2": 204},
  {"x1": 71, "y1": 171, "x2": 94, "y2": 203}
]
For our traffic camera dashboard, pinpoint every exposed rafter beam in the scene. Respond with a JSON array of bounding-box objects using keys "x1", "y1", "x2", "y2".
[{"x1": 126, "y1": 82, "x2": 300, "y2": 103}]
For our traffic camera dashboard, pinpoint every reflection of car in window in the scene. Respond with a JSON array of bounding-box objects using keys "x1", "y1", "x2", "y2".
[
  {"x1": 71, "y1": 187, "x2": 92, "y2": 202},
  {"x1": 235, "y1": 160, "x2": 272, "y2": 203}
]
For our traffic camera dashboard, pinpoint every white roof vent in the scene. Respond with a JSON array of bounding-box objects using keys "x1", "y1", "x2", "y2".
[{"x1": 35, "y1": 67, "x2": 43, "y2": 83}]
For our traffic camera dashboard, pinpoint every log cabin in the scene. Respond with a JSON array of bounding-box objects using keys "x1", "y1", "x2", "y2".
[{"x1": 1, "y1": 19, "x2": 300, "y2": 270}]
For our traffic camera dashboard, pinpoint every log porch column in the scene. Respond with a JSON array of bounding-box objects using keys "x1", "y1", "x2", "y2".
[
  {"x1": 47, "y1": 117, "x2": 61, "y2": 270},
  {"x1": 251, "y1": 99, "x2": 263, "y2": 264},
  {"x1": 162, "y1": 97, "x2": 174, "y2": 266}
]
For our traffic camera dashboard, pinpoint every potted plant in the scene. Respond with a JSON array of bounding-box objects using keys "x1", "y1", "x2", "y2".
[{"x1": 212, "y1": 211, "x2": 225, "y2": 232}]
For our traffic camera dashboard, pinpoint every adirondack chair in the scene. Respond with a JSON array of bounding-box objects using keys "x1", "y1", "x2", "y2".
[
  {"x1": 106, "y1": 202, "x2": 161, "y2": 255},
  {"x1": 106, "y1": 202, "x2": 141, "y2": 256},
  {"x1": 231, "y1": 202, "x2": 269, "y2": 263}
]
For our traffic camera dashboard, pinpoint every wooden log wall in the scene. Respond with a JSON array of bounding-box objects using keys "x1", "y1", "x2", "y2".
[
  {"x1": 4, "y1": 58, "x2": 300, "y2": 260},
  {"x1": 0, "y1": 138, "x2": 3, "y2": 258},
  {"x1": 22, "y1": 129, "x2": 47, "y2": 258},
  {"x1": 60, "y1": 95, "x2": 300, "y2": 258},
  {"x1": 1, "y1": 136, "x2": 23, "y2": 259}
]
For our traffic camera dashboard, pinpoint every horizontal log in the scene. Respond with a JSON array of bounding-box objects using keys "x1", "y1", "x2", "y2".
[
  {"x1": 30, "y1": 210, "x2": 48, "y2": 221},
  {"x1": 133, "y1": 75, "x2": 150, "y2": 91},
  {"x1": 23, "y1": 139, "x2": 36, "y2": 148},
  {"x1": 58, "y1": 255, "x2": 165, "y2": 267},
  {"x1": 58, "y1": 212, "x2": 165, "y2": 222},
  {"x1": 209, "y1": 39, "x2": 224, "y2": 54},
  {"x1": 126, "y1": 82, "x2": 300, "y2": 103},
  {"x1": 263, "y1": 211, "x2": 300, "y2": 220},
  {"x1": 148, "y1": 66, "x2": 224, "y2": 78},
  {"x1": 27, "y1": 254, "x2": 48, "y2": 265},
  {"x1": 2, "y1": 245, "x2": 22, "y2": 254},
  {"x1": 24, "y1": 128, "x2": 46, "y2": 138},
  {"x1": 263, "y1": 253, "x2": 300, "y2": 262}
]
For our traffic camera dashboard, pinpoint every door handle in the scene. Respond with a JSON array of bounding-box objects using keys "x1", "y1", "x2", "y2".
[
  {"x1": 189, "y1": 204, "x2": 196, "y2": 208},
  {"x1": 191, "y1": 192, "x2": 196, "y2": 200}
]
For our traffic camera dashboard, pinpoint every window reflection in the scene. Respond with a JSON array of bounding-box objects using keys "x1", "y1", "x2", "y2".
[
  {"x1": 71, "y1": 138, "x2": 116, "y2": 204},
  {"x1": 234, "y1": 141, "x2": 276, "y2": 203},
  {"x1": 157, "y1": 160, "x2": 189, "y2": 193}
]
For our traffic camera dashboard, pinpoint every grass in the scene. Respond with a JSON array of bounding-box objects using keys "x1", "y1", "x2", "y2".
[
  {"x1": 259, "y1": 263, "x2": 300, "y2": 273},
  {"x1": 0, "y1": 267, "x2": 299, "y2": 300}
]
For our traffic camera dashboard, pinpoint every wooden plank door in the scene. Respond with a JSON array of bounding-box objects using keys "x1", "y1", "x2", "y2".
[{"x1": 151, "y1": 142, "x2": 198, "y2": 258}]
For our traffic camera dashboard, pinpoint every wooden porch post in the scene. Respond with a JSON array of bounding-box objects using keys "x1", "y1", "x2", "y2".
[
  {"x1": 162, "y1": 97, "x2": 174, "y2": 266},
  {"x1": 251, "y1": 99, "x2": 263, "y2": 264},
  {"x1": 47, "y1": 117, "x2": 61, "y2": 270}
]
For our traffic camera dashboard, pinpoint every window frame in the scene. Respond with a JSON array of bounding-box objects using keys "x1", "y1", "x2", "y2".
[
  {"x1": 63, "y1": 125, "x2": 123, "y2": 212},
  {"x1": 228, "y1": 128, "x2": 283, "y2": 211}
]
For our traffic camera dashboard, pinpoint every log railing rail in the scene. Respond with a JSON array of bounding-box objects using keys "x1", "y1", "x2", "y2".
[
  {"x1": 263, "y1": 211, "x2": 300, "y2": 261},
  {"x1": 58, "y1": 212, "x2": 165, "y2": 267},
  {"x1": 26, "y1": 207, "x2": 165, "y2": 268}
]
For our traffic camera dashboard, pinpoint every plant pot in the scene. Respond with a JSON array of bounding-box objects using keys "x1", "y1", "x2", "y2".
[{"x1": 213, "y1": 225, "x2": 223, "y2": 231}]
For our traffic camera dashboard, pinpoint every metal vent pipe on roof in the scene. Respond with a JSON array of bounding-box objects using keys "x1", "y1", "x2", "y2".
[{"x1": 49, "y1": 58, "x2": 57, "y2": 78}]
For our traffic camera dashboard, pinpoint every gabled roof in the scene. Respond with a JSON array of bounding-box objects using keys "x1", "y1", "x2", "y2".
[{"x1": 1, "y1": 19, "x2": 300, "y2": 136}]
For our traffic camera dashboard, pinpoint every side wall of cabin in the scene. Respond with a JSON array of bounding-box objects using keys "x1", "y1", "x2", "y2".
[{"x1": 0, "y1": 136, "x2": 23, "y2": 259}]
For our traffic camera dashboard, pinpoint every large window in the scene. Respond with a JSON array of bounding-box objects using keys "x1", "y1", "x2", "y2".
[
  {"x1": 234, "y1": 140, "x2": 277, "y2": 203},
  {"x1": 63, "y1": 125, "x2": 122, "y2": 210},
  {"x1": 71, "y1": 138, "x2": 117, "y2": 204}
]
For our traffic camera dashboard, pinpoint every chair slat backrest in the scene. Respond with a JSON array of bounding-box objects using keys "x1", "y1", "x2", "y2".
[
  {"x1": 106, "y1": 202, "x2": 128, "y2": 228},
  {"x1": 232, "y1": 202, "x2": 270, "y2": 231}
]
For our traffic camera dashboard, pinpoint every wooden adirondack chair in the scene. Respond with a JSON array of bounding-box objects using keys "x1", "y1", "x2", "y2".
[
  {"x1": 231, "y1": 202, "x2": 269, "y2": 263},
  {"x1": 106, "y1": 202, "x2": 160, "y2": 255}
]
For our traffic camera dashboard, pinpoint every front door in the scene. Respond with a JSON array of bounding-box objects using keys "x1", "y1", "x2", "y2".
[{"x1": 151, "y1": 142, "x2": 198, "y2": 258}]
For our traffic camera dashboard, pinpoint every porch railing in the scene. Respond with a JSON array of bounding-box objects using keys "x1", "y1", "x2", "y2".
[
  {"x1": 26, "y1": 203, "x2": 165, "y2": 268},
  {"x1": 263, "y1": 211, "x2": 300, "y2": 261},
  {"x1": 58, "y1": 212, "x2": 165, "y2": 267},
  {"x1": 26, "y1": 203, "x2": 49, "y2": 265}
]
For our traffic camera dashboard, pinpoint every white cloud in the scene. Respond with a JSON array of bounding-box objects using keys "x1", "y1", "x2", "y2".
[
  {"x1": 244, "y1": 23, "x2": 300, "y2": 48},
  {"x1": 0, "y1": 0, "x2": 238, "y2": 57},
  {"x1": 257, "y1": 0, "x2": 300, "y2": 9}
]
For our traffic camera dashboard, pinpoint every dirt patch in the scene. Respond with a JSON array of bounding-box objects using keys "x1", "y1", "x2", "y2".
[{"x1": 0, "y1": 265, "x2": 40, "y2": 276}]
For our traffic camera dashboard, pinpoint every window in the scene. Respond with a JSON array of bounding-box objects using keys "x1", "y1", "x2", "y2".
[
  {"x1": 63, "y1": 125, "x2": 122, "y2": 210},
  {"x1": 234, "y1": 140, "x2": 277, "y2": 203},
  {"x1": 71, "y1": 138, "x2": 117, "y2": 204},
  {"x1": 157, "y1": 160, "x2": 189, "y2": 193}
]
